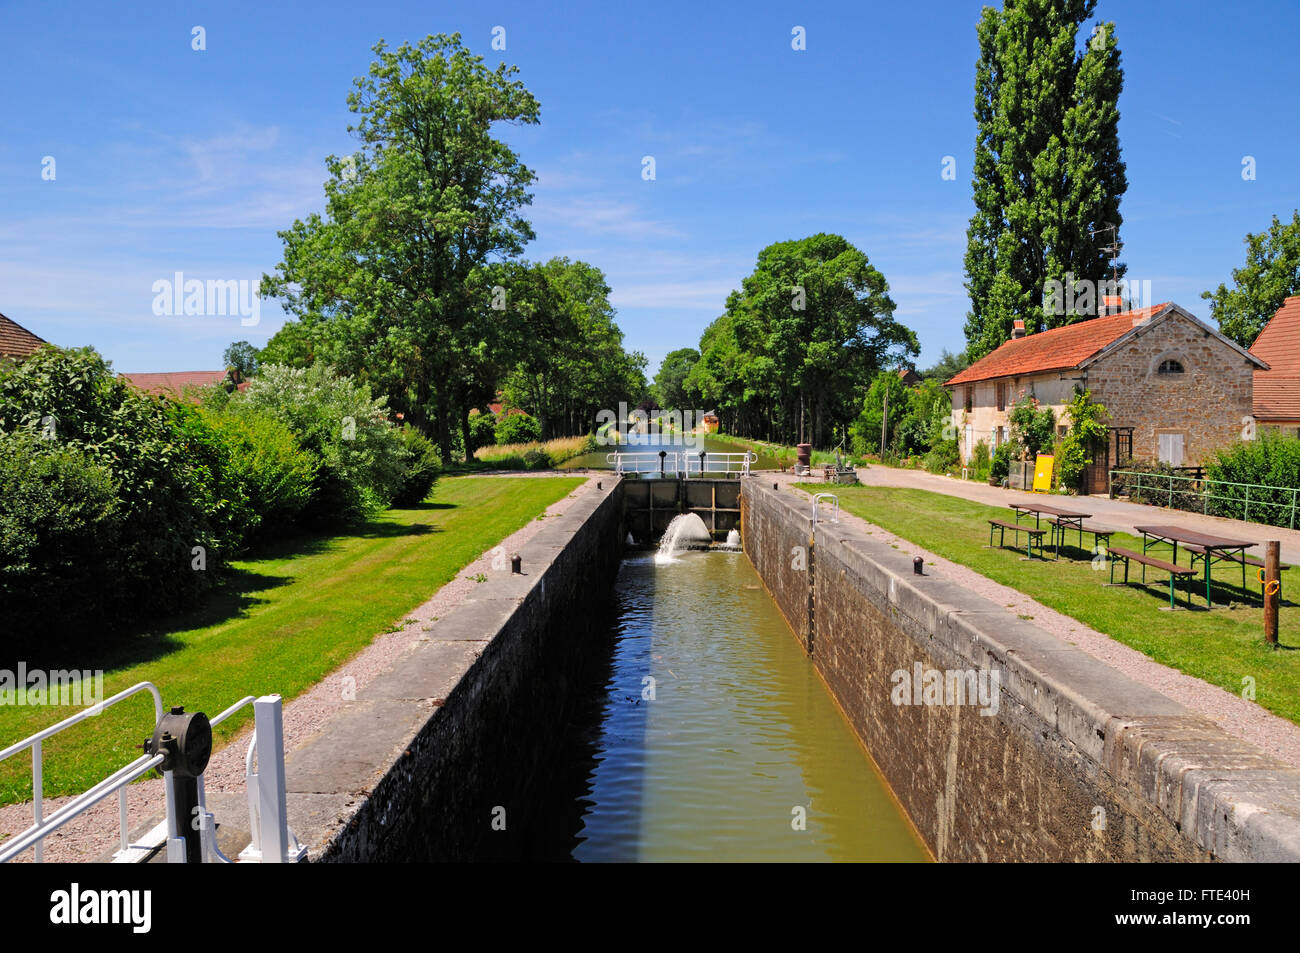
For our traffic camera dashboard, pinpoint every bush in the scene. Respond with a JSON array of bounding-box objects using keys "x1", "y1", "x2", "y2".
[
  {"x1": 522, "y1": 448, "x2": 552, "y2": 470},
  {"x1": 468, "y1": 411, "x2": 497, "y2": 454},
  {"x1": 392, "y1": 426, "x2": 442, "y2": 505},
  {"x1": 199, "y1": 404, "x2": 317, "y2": 536},
  {"x1": 1009, "y1": 395, "x2": 1056, "y2": 459},
  {"x1": 1205, "y1": 430, "x2": 1300, "y2": 527},
  {"x1": 991, "y1": 442, "x2": 1014, "y2": 482},
  {"x1": 0, "y1": 431, "x2": 123, "y2": 627},
  {"x1": 232, "y1": 364, "x2": 406, "y2": 523},
  {"x1": 970, "y1": 439, "x2": 992, "y2": 481},
  {"x1": 495, "y1": 411, "x2": 542, "y2": 446},
  {"x1": 0, "y1": 347, "x2": 242, "y2": 624},
  {"x1": 923, "y1": 438, "x2": 960, "y2": 474}
]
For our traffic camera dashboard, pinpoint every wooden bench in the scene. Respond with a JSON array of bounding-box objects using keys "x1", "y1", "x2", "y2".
[
  {"x1": 1183, "y1": 543, "x2": 1290, "y2": 599},
  {"x1": 1105, "y1": 546, "x2": 1196, "y2": 609},
  {"x1": 1048, "y1": 519, "x2": 1116, "y2": 558},
  {"x1": 987, "y1": 518, "x2": 1046, "y2": 559}
]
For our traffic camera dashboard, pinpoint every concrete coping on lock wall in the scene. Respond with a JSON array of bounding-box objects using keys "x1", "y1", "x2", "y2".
[
  {"x1": 239, "y1": 476, "x2": 627, "y2": 862},
  {"x1": 743, "y1": 481, "x2": 1300, "y2": 862}
]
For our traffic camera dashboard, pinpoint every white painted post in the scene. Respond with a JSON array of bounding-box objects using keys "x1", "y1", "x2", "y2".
[{"x1": 254, "y1": 695, "x2": 289, "y2": 863}]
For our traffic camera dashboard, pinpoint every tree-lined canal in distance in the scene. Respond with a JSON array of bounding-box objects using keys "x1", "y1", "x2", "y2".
[{"x1": 530, "y1": 547, "x2": 930, "y2": 862}]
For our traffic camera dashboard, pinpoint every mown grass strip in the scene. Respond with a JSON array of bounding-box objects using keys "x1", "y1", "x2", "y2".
[
  {"x1": 0, "y1": 476, "x2": 583, "y2": 803},
  {"x1": 799, "y1": 484, "x2": 1300, "y2": 726}
]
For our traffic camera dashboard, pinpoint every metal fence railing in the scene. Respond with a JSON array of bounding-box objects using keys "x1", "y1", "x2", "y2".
[
  {"x1": 0, "y1": 687, "x2": 305, "y2": 864},
  {"x1": 1109, "y1": 469, "x2": 1300, "y2": 529},
  {"x1": 608, "y1": 450, "x2": 755, "y2": 477}
]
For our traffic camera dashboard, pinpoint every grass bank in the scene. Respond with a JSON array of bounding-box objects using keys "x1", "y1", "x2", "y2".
[
  {"x1": 473, "y1": 435, "x2": 596, "y2": 470},
  {"x1": 799, "y1": 483, "x2": 1300, "y2": 726},
  {"x1": 0, "y1": 476, "x2": 583, "y2": 804}
]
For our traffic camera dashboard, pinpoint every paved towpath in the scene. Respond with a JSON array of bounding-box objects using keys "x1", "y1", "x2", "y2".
[{"x1": 770, "y1": 472, "x2": 1300, "y2": 769}]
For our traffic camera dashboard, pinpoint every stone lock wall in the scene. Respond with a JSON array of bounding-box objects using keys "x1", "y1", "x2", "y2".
[
  {"x1": 289, "y1": 479, "x2": 626, "y2": 863},
  {"x1": 742, "y1": 480, "x2": 1300, "y2": 862},
  {"x1": 1086, "y1": 313, "x2": 1257, "y2": 467}
]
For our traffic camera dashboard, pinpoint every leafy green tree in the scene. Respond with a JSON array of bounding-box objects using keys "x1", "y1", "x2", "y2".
[
  {"x1": 223, "y1": 340, "x2": 259, "y2": 379},
  {"x1": 260, "y1": 33, "x2": 540, "y2": 460},
  {"x1": 964, "y1": 1, "x2": 1127, "y2": 360},
  {"x1": 494, "y1": 411, "x2": 542, "y2": 445},
  {"x1": 851, "y1": 370, "x2": 909, "y2": 456},
  {"x1": 688, "y1": 234, "x2": 916, "y2": 446},
  {"x1": 1203, "y1": 210, "x2": 1300, "y2": 348},
  {"x1": 497, "y1": 257, "x2": 646, "y2": 439},
  {"x1": 922, "y1": 348, "x2": 970, "y2": 382},
  {"x1": 652, "y1": 348, "x2": 700, "y2": 412}
]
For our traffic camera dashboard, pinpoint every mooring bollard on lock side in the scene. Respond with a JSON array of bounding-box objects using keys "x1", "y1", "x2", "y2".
[{"x1": 511, "y1": 554, "x2": 522, "y2": 574}]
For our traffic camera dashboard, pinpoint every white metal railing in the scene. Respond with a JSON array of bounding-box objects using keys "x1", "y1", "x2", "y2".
[
  {"x1": 607, "y1": 450, "x2": 755, "y2": 476},
  {"x1": 682, "y1": 451, "x2": 756, "y2": 477},
  {"x1": 606, "y1": 451, "x2": 683, "y2": 475},
  {"x1": 811, "y1": 492, "x2": 840, "y2": 525},
  {"x1": 0, "y1": 681, "x2": 164, "y2": 863},
  {"x1": 0, "y1": 688, "x2": 304, "y2": 864}
]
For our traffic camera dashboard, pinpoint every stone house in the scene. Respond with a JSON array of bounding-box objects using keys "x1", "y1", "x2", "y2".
[
  {"x1": 1248, "y1": 294, "x2": 1300, "y2": 435},
  {"x1": 944, "y1": 302, "x2": 1266, "y2": 492}
]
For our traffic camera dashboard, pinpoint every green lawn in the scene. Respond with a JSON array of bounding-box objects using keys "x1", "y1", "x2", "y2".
[
  {"x1": 0, "y1": 475, "x2": 583, "y2": 804},
  {"x1": 798, "y1": 484, "x2": 1300, "y2": 726}
]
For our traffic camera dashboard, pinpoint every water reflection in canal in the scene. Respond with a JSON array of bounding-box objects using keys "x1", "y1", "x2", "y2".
[{"x1": 530, "y1": 548, "x2": 930, "y2": 862}]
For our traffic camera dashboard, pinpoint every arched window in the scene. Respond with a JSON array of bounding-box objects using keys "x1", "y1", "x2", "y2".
[{"x1": 1157, "y1": 358, "x2": 1184, "y2": 376}]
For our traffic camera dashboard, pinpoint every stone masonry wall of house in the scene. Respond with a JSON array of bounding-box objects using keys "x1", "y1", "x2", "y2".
[{"x1": 1086, "y1": 315, "x2": 1256, "y2": 467}]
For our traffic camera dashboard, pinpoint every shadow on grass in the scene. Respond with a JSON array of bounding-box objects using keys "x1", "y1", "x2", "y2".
[{"x1": 6, "y1": 509, "x2": 450, "y2": 673}]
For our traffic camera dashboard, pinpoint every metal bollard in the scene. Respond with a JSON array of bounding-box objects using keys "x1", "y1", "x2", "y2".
[{"x1": 147, "y1": 706, "x2": 212, "y2": 863}]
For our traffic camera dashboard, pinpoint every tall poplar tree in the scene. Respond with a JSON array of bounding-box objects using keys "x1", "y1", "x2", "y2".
[{"x1": 963, "y1": 1, "x2": 1127, "y2": 361}]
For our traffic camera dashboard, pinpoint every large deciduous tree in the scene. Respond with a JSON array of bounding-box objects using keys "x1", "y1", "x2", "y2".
[
  {"x1": 963, "y1": 1, "x2": 1127, "y2": 361},
  {"x1": 1203, "y1": 211, "x2": 1300, "y2": 348},
  {"x1": 260, "y1": 33, "x2": 540, "y2": 459},
  {"x1": 687, "y1": 234, "x2": 917, "y2": 447}
]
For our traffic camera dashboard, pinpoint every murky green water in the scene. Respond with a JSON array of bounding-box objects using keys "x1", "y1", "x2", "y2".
[{"x1": 532, "y1": 549, "x2": 930, "y2": 862}]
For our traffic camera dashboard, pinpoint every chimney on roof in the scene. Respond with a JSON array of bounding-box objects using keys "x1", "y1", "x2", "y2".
[
  {"x1": 1102, "y1": 294, "x2": 1124, "y2": 316},
  {"x1": 1011, "y1": 319, "x2": 1026, "y2": 340}
]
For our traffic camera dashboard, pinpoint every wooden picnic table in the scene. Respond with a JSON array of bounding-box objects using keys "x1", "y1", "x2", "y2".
[
  {"x1": 1009, "y1": 502, "x2": 1092, "y2": 559},
  {"x1": 1132, "y1": 524, "x2": 1257, "y2": 609}
]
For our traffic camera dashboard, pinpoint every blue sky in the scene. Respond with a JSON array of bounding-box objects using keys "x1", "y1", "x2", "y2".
[{"x1": 2, "y1": 0, "x2": 1297, "y2": 376}]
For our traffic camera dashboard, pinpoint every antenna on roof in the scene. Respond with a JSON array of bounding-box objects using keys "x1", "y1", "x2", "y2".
[{"x1": 1089, "y1": 222, "x2": 1124, "y2": 312}]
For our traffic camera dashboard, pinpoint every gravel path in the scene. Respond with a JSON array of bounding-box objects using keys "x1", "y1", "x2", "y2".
[
  {"x1": 0, "y1": 474, "x2": 597, "y2": 863},
  {"x1": 775, "y1": 473, "x2": 1300, "y2": 768}
]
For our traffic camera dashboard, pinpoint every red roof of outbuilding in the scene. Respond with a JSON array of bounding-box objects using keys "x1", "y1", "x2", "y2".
[
  {"x1": 0, "y1": 313, "x2": 48, "y2": 360},
  {"x1": 1250, "y1": 296, "x2": 1300, "y2": 420},
  {"x1": 121, "y1": 371, "x2": 247, "y2": 399},
  {"x1": 945, "y1": 303, "x2": 1171, "y2": 386}
]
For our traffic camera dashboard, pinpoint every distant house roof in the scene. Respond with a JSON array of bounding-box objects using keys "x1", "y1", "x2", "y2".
[
  {"x1": 897, "y1": 368, "x2": 921, "y2": 386},
  {"x1": 1250, "y1": 295, "x2": 1300, "y2": 420},
  {"x1": 944, "y1": 303, "x2": 1265, "y2": 387},
  {"x1": 121, "y1": 370, "x2": 247, "y2": 399},
  {"x1": 0, "y1": 313, "x2": 48, "y2": 361}
]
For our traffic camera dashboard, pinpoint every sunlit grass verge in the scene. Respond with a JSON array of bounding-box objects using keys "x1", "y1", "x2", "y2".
[
  {"x1": 474, "y1": 435, "x2": 596, "y2": 470},
  {"x1": 0, "y1": 476, "x2": 583, "y2": 805},
  {"x1": 796, "y1": 483, "x2": 1300, "y2": 726}
]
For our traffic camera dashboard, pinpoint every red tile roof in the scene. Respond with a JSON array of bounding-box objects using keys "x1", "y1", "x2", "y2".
[
  {"x1": 0, "y1": 313, "x2": 48, "y2": 361},
  {"x1": 945, "y1": 303, "x2": 1171, "y2": 386},
  {"x1": 121, "y1": 371, "x2": 246, "y2": 399},
  {"x1": 1253, "y1": 376, "x2": 1300, "y2": 421},
  {"x1": 1250, "y1": 296, "x2": 1300, "y2": 420}
]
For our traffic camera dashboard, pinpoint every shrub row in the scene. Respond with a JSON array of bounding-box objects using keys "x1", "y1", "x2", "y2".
[{"x1": 0, "y1": 349, "x2": 440, "y2": 632}]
